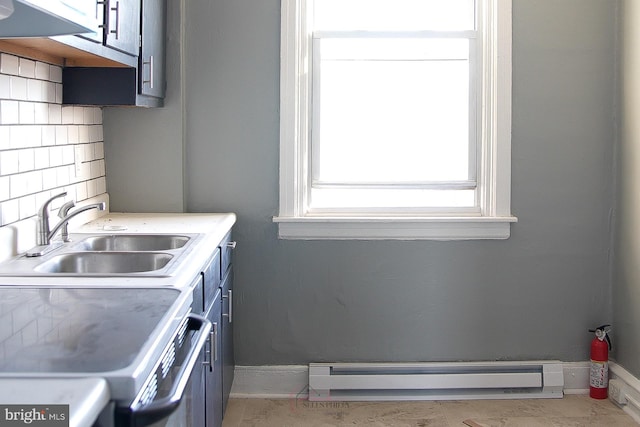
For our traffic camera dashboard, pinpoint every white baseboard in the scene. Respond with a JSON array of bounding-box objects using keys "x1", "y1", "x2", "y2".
[
  {"x1": 230, "y1": 362, "x2": 592, "y2": 399},
  {"x1": 609, "y1": 362, "x2": 640, "y2": 424}
]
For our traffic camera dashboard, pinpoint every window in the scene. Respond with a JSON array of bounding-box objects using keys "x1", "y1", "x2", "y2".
[{"x1": 275, "y1": 0, "x2": 516, "y2": 240}]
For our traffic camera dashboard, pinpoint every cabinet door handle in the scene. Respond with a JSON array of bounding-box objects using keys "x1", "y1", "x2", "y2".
[
  {"x1": 109, "y1": 1, "x2": 120, "y2": 39},
  {"x1": 143, "y1": 56, "x2": 154, "y2": 89},
  {"x1": 97, "y1": 0, "x2": 107, "y2": 28},
  {"x1": 222, "y1": 290, "x2": 233, "y2": 323},
  {"x1": 203, "y1": 322, "x2": 218, "y2": 371},
  {"x1": 226, "y1": 241, "x2": 237, "y2": 249},
  {"x1": 213, "y1": 322, "x2": 218, "y2": 363}
]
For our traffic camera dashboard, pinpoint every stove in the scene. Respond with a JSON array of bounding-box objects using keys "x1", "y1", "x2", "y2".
[{"x1": 0, "y1": 286, "x2": 211, "y2": 426}]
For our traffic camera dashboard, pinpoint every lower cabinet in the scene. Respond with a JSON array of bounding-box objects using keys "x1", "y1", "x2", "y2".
[
  {"x1": 193, "y1": 230, "x2": 235, "y2": 426},
  {"x1": 205, "y1": 289, "x2": 223, "y2": 427},
  {"x1": 221, "y1": 269, "x2": 234, "y2": 413}
]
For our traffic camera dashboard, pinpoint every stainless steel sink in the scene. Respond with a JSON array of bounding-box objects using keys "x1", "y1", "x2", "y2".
[
  {"x1": 34, "y1": 252, "x2": 174, "y2": 274},
  {"x1": 0, "y1": 232, "x2": 202, "y2": 277},
  {"x1": 72, "y1": 234, "x2": 191, "y2": 251}
]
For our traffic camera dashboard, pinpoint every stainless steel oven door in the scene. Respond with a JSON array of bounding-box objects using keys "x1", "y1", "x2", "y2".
[{"x1": 115, "y1": 314, "x2": 211, "y2": 427}]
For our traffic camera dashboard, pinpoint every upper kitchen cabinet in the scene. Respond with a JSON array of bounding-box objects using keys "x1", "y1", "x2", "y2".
[
  {"x1": 139, "y1": 0, "x2": 165, "y2": 99},
  {"x1": 0, "y1": 0, "x2": 166, "y2": 107},
  {"x1": 63, "y1": 0, "x2": 165, "y2": 107},
  {"x1": 104, "y1": 0, "x2": 140, "y2": 56}
]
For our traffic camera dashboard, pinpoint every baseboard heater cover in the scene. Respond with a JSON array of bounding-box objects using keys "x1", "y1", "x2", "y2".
[{"x1": 308, "y1": 361, "x2": 564, "y2": 401}]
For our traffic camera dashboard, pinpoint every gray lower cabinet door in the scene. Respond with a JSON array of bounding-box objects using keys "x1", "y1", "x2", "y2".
[
  {"x1": 221, "y1": 269, "x2": 234, "y2": 414},
  {"x1": 205, "y1": 290, "x2": 223, "y2": 427}
]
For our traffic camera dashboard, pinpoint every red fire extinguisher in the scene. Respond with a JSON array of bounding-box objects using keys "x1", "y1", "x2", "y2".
[{"x1": 589, "y1": 324, "x2": 612, "y2": 399}]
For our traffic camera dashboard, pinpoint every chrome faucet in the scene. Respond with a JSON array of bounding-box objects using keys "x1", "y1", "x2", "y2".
[
  {"x1": 49, "y1": 201, "x2": 106, "y2": 244},
  {"x1": 28, "y1": 192, "x2": 106, "y2": 257},
  {"x1": 35, "y1": 191, "x2": 67, "y2": 246}
]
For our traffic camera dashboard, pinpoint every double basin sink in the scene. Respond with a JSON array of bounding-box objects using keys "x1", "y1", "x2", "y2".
[{"x1": 0, "y1": 233, "x2": 201, "y2": 277}]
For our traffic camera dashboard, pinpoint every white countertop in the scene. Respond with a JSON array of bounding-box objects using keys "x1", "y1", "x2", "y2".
[
  {"x1": 0, "y1": 209, "x2": 237, "y2": 425},
  {"x1": 0, "y1": 211, "x2": 236, "y2": 288},
  {"x1": 0, "y1": 378, "x2": 109, "y2": 427}
]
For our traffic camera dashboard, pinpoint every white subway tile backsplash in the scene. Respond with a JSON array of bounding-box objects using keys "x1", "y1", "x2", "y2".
[
  {"x1": 73, "y1": 107, "x2": 84, "y2": 125},
  {"x1": 11, "y1": 125, "x2": 41, "y2": 149},
  {"x1": 62, "y1": 146, "x2": 74, "y2": 165},
  {"x1": 1, "y1": 199, "x2": 19, "y2": 224},
  {"x1": 75, "y1": 181, "x2": 87, "y2": 201},
  {"x1": 0, "y1": 54, "x2": 106, "y2": 227},
  {"x1": 87, "y1": 178, "x2": 97, "y2": 198},
  {"x1": 0, "y1": 100, "x2": 19, "y2": 124},
  {"x1": 0, "y1": 150, "x2": 18, "y2": 175},
  {"x1": 18, "y1": 102, "x2": 35, "y2": 124},
  {"x1": 49, "y1": 65, "x2": 62, "y2": 83},
  {"x1": 67, "y1": 126, "x2": 79, "y2": 144},
  {"x1": 0, "y1": 127, "x2": 8, "y2": 150},
  {"x1": 61, "y1": 106, "x2": 74, "y2": 124},
  {"x1": 18, "y1": 59, "x2": 35, "y2": 79},
  {"x1": 49, "y1": 146, "x2": 63, "y2": 167},
  {"x1": 34, "y1": 147, "x2": 49, "y2": 170},
  {"x1": 34, "y1": 103, "x2": 48, "y2": 124},
  {"x1": 94, "y1": 108, "x2": 103, "y2": 125},
  {"x1": 42, "y1": 168, "x2": 57, "y2": 190},
  {"x1": 83, "y1": 143, "x2": 93, "y2": 162},
  {"x1": 55, "y1": 84, "x2": 62, "y2": 104},
  {"x1": 26, "y1": 79, "x2": 42, "y2": 102},
  {"x1": 79, "y1": 125, "x2": 89, "y2": 143},
  {"x1": 34, "y1": 62, "x2": 49, "y2": 81},
  {"x1": 55, "y1": 166, "x2": 69, "y2": 187},
  {"x1": 17, "y1": 149, "x2": 34, "y2": 173},
  {"x1": 0, "y1": 177, "x2": 8, "y2": 201},
  {"x1": 55, "y1": 126, "x2": 68, "y2": 146},
  {"x1": 83, "y1": 108, "x2": 94, "y2": 125},
  {"x1": 10, "y1": 174, "x2": 27, "y2": 198},
  {"x1": 96, "y1": 177, "x2": 106, "y2": 195},
  {"x1": 19, "y1": 195, "x2": 36, "y2": 219},
  {"x1": 0, "y1": 54, "x2": 19, "y2": 76},
  {"x1": 0, "y1": 75, "x2": 9, "y2": 99},
  {"x1": 41, "y1": 127, "x2": 55, "y2": 146},
  {"x1": 43, "y1": 81, "x2": 56, "y2": 103},
  {"x1": 48, "y1": 104, "x2": 61, "y2": 124},
  {"x1": 94, "y1": 142, "x2": 104, "y2": 159},
  {"x1": 9, "y1": 76, "x2": 26, "y2": 100},
  {"x1": 90, "y1": 159, "x2": 106, "y2": 178},
  {"x1": 89, "y1": 125, "x2": 101, "y2": 143}
]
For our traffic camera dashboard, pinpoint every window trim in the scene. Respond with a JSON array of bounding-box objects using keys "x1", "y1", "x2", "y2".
[{"x1": 275, "y1": 0, "x2": 516, "y2": 240}]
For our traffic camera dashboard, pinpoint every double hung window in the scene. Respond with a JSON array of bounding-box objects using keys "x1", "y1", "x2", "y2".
[{"x1": 275, "y1": 0, "x2": 515, "y2": 240}]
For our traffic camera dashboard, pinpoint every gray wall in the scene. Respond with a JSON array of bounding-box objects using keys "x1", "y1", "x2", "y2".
[
  {"x1": 105, "y1": 0, "x2": 617, "y2": 365},
  {"x1": 614, "y1": 0, "x2": 640, "y2": 379},
  {"x1": 102, "y1": 0, "x2": 185, "y2": 212}
]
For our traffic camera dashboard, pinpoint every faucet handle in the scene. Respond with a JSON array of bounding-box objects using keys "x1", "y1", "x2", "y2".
[{"x1": 39, "y1": 191, "x2": 67, "y2": 217}]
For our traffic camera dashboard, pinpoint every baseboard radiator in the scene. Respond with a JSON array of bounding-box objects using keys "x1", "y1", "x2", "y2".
[{"x1": 308, "y1": 361, "x2": 564, "y2": 401}]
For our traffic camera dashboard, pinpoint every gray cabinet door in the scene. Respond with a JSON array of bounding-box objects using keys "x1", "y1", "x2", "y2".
[
  {"x1": 105, "y1": 0, "x2": 140, "y2": 56},
  {"x1": 205, "y1": 290, "x2": 223, "y2": 427},
  {"x1": 221, "y1": 269, "x2": 234, "y2": 413},
  {"x1": 140, "y1": 0, "x2": 166, "y2": 98}
]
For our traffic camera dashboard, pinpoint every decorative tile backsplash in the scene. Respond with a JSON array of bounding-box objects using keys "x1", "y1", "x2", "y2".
[{"x1": 0, "y1": 52, "x2": 106, "y2": 227}]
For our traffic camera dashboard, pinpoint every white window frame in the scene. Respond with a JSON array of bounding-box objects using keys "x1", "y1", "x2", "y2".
[{"x1": 274, "y1": 0, "x2": 516, "y2": 240}]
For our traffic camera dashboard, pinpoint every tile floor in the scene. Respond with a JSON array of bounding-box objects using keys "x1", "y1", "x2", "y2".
[{"x1": 222, "y1": 395, "x2": 638, "y2": 426}]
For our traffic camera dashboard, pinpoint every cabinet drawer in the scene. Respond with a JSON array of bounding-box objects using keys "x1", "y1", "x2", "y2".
[
  {"x1": 203, "y1": 248, "x2": 221, "y2": 310},
  {"x1": 191, "y1": 274, "x2": 204, "y2": 313},
  {"x1": 220, "y1": 232, "x2": 234, "y2": 279}
]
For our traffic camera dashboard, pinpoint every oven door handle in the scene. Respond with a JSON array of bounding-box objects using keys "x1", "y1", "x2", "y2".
[{"x1": 124, "y1": 313, "x2": 212, "y2": 427}]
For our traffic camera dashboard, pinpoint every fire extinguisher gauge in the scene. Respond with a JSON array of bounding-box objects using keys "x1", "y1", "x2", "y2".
[{"x1": 589, "y1": 324, "x2": 612, "y2": 351}]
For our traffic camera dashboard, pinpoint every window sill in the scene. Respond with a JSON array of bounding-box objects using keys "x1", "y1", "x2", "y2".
[{"x1": 273, "y1": 216, "x2": 518, "y2": 240}]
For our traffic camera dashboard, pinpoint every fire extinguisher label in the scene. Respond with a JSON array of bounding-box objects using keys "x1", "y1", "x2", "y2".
[{"x1": 590, "y1": 361, "x2": 608, "y2": 388}]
